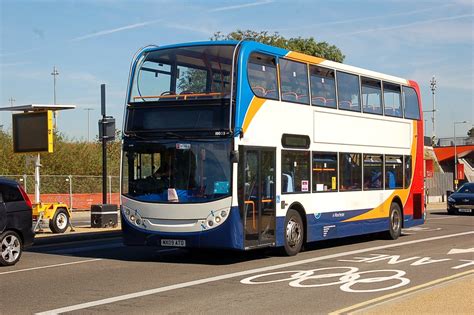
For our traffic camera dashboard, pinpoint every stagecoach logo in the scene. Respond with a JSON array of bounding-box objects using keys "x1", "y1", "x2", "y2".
[
  {"x1": 332, "y1": 212, "x2": 345, "y2": 218},
  {"x1": 314, "y1": 213, "x2": 322, "y2": 220},
  {"x1": 323, "y1": 225, "x2": 336, "y2": 238}
]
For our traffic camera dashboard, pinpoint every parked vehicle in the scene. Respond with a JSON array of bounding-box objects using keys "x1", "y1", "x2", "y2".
[
  {"x1": 447, "y1": 182, "x2": 474, "y2": 215},
  {"x1": 0, "y1": 177, "x2": 34, "y2": 266}
]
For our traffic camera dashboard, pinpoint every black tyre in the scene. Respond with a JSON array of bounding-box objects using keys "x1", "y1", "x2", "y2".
[
  {"x1": 283, "y1": 209, "x2": 304, "y2": 256},
  {"x1": 385, "y1": 202, "x2": 402, "y2": 240},
  {"x1": 49, "y1": 208, "x2": 69, "y2": 234},
  {"x1": 0, "y1": 230, "x2": 23, "y2": 266}
]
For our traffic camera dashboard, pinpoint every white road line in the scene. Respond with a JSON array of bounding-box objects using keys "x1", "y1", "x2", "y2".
[
  {"x1": 0, "y1": 259, "x2": 103, "y2": 276},
  {"x1": 36, "y1": 230, "x2": 474, "y2": 315}
]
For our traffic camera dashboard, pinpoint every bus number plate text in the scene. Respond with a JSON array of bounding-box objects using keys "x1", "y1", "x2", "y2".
[{"x1": 161, "y1": 239, "x2": 186, "y2": 247}]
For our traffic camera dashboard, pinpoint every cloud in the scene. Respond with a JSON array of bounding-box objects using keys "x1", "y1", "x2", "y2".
[
  {"x1": 335, "y1": 14, "x2": 474, "y2": 37},
  {"x1": 209, "y1": 0, "x2": 273, "y2": 12},
  {"x1": 70, "y1": 19, "x2": 162, "y2": 42}
]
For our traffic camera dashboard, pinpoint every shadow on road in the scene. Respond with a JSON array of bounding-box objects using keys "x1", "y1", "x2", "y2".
[{"x1": 27, "y1": 231, "x2": 406, "y2": 266}]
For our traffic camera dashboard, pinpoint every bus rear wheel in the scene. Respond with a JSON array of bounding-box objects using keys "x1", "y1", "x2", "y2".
[
  {"x1": 283, "y1": 209, "x2": 304, "y2": 256},
  {"x1": 385, "y1": 202, "x2": 402, "y2": 240}
]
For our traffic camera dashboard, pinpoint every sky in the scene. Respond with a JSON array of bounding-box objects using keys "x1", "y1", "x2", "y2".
[{"x1": 1, "y1": 0, "x2": 473, "y2": 141}]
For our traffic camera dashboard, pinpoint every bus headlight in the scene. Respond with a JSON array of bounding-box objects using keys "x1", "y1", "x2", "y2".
[
  {"x1": 130, "y1": 215, "x2": 136, "y2": 222},
  {"x1": 215, "y1": 216, "x2": 221, "y2": 223},
  {"x1": 221, "y1": 210, "x2": 227, "y2": 218}
]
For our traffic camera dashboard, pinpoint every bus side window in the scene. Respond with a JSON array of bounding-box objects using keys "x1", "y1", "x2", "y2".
[
  {"x1": 248, "y1": 53, "x2": 279, "y2": 100},
  {"x1": 280, "y1": 59, "x2": 310, "y2": 105},
  {"x1": 337, "y1": 71, "x2": 360, "y2": 112},
  {"x1": 385, "y1": 155, "x2": 403, "y2": 189},
  {"x1": 310, "y1": 66, "x2": 336, "y2": 108},
  {"x1": 281, "y1": 150, "x2": 310, "y2": 194},
  {"x1": 383, "y1": 82, "x2": 402, "y2": 118},
  {"x1": 403, "y1": 87, "x2": 420, "y2": 120},
  {"x1": 361, "y1": 77, "x2": 382, "y2": 115}
]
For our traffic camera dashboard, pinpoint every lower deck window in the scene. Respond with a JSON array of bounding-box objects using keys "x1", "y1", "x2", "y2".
[
  {"x1": 281, "y1": 150, "x2": 310, "y2": 193},
  {"x1": 312, "y1": 152, "x2": 337, "y2": 192},
  {"x1": 340, "y1": 153, "x2": 362, "y2": 191},
  {"x1": 363, "y1": 154, "x2": 383, "y2": 190},
  {"x1": 385, "y1": 155, "x2": 403, "y2": 189}
]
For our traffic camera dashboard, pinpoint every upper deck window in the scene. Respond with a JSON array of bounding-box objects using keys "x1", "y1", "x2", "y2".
[
  {"x1": 383, "y1": 83, "x2": 402, "y2": 118},
  {"x1": 361, "y1": 77, "x2": 382, "y2": 115},
  {"x1": 337, "y1": 71, "x2": 361, "y2": 112},
  {"x1": 248, "y1": 53, "x2": 279, "y2": 100},
  {"x1": 403, "y1": 87, "x2": 421, "y2": 120},
  {"x1": 130, "y1": 45, "x2": 235, "y2": 102},
  {"x1": 280, "y1": 59, "x2": 309, "y2": 104},
  {"x1": 310, "y1": 66, "x2": 336, "y2": 108}
]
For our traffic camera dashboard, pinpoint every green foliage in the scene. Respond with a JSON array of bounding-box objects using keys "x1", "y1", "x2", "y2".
[
  {"x1": 0, "y1": 130, "x2": 121, "y2": 193},
  {"x1": 212, "y1": 30, "x2": 345, "y2": 63}
]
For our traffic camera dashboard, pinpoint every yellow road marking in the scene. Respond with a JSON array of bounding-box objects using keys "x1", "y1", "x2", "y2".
[{"x1": 329, "y1": 269, "x2": 474, "y2": 315}]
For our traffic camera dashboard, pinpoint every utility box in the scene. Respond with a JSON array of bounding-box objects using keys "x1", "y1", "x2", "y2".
[{"x1": 91, "y1": 204, "x2": 118, "y2": 228}]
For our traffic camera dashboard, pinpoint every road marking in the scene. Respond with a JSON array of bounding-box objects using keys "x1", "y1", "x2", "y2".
[
  {"x1": 448, "y1": 247, "x2": 474, "y2": 255},
  {"x1": 0, "y1": 258, "x2": 103, "y2": 276},
  {"x1": 329, "y1": 269, "x2": 474, "y2": 315},
  {"x1": 35, "y1": 230, "x2": 474, "y2": 314}
]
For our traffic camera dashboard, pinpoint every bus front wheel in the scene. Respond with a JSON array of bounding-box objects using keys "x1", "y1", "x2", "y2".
[
  {"x1": 385, "y1": 202, "x2": 402, "y2": 240},
  {"x1": 283, "y1": 209, "x2": 304, "y2": 256}
]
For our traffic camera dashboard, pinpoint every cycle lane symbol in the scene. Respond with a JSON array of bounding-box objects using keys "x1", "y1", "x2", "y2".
[{"x1": 240, "y1": 266, "x2": 410, "y2": 293}]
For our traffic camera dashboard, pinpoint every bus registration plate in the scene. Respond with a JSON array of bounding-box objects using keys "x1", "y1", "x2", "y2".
[{"x1": 161, "y1": 239, "x2": 186, "y2": 247}]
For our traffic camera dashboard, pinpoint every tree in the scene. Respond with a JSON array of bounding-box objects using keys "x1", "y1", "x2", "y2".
[
  {"x1": 468, "y1": 127, "x2": 473, "y2": 138},
  {"x1": 212, "y1": 30, "x2": 345, "y2": 63}
]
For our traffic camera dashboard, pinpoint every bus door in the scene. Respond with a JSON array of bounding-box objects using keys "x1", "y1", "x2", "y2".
[{"x1": 240, "y1": 147, "x2": 276, "y2": 248}]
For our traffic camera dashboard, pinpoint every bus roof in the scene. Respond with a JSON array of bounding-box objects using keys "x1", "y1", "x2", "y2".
[{"x1": 139, "y1": 40, "x2": 412, "y2": 86}]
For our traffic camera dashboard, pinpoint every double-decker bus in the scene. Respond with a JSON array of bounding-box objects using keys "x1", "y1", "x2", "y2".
[{"x1": 121, "y1": 41, "x2": 425, "y2": 255}]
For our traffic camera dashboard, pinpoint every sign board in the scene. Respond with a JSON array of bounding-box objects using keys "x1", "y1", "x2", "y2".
[{"x1": 12, "y1": 111, "x2": 53, "y2": 153}]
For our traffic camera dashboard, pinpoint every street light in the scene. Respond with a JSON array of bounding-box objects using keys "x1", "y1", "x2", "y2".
[
  {"x1": 429, "y1": 76, "x2": 437, "y2": 146},
  {"x1": 453, "y1": 120, "x2": 468, "y2": 190},
  {"x1": 84, "y1": 108, "x2": 94, "y2": 142}
]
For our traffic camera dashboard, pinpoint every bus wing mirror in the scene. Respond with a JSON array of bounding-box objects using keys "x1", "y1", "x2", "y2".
[{"x1": 230, "y1": 150, "x2": 239, "y2": 163}]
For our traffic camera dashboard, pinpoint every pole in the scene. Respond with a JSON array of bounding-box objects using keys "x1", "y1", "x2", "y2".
[
  {"x1": 68, "y1": 175, "x2": 73, "y2": 210},
  {"x1": 108, "y1": 175, "x2": 112, "y2": 203},
  {"x1": 51, "y1": 66, "x2": 59, "y2": 128},
  {"x1": 34, "y1": 153, "x2": 41, "y2": 204},
  {"x1": 454, "y1": 123, "x2": 457, "y2": 190},
  {"x1": 101, "y1": 84, "x2": 107, "y2": 204},
  {"x1": 430, "y1": 76, "x2": 437, "y2": 146},
  {"x1": 84, "y1": 108, "x2": 94, "y2": 142}
]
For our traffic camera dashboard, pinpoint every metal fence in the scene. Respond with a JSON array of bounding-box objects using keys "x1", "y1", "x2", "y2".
[
  {"x1": 425, "y1": 172, "x2": 453, "y2": 202},
  {"x1": 0, "y1": 174, "x2": 120, "y2": 210}
]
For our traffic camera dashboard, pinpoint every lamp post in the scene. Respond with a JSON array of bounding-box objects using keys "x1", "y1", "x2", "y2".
[
  {"x1": 453, "y1": 120, "x2": 468, "y2": 190},
  {"x1": 430, "y1": 76, "x2": 437, "y2": 146},
  {"x1": 84, "y1": 108, "x2": 94, "y2": 142}
]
